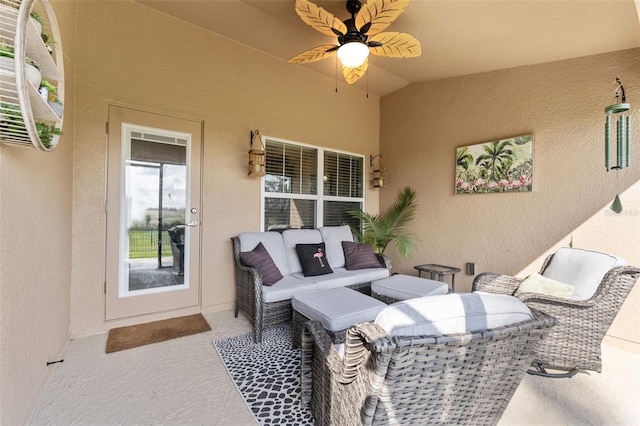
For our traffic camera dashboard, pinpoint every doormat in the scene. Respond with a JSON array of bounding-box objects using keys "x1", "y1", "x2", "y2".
[
  {"x1": 106, "y1": 313, "x2": 211, "y2": 353},
  {"x1": 213, "y1": 324, "x2": 313, "y2": 425}
]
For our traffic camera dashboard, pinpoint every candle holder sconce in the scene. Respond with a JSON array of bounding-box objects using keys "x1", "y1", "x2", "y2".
[
  {"x1": 248, "y1": 130, "x2": 266, "y2": 177},
  {"x1": 370, "y1": 154, "x2": 387, "y2": 188}
]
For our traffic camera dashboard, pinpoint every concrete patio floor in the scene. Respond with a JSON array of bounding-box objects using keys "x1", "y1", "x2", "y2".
[{"x1": 29, "y1": 310, "x2": 640, "y2": 425}]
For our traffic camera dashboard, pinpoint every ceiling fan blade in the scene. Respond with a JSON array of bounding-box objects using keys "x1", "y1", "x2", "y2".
[
  {"x1": 295, "y1": 0, "x2": 347, "y2": 38},
  {"x1": 289, "y1": 44, "x2": 338, "y2": 64},
  {"x1": 355, "y1": 0, "x2": 411, "y2": 36},
  {"x1": 368, "y1": 32, "x2": 422, "y2": 58},
  {"x1": 342, "y1": 59, "x2": 369, "y2": 84}
]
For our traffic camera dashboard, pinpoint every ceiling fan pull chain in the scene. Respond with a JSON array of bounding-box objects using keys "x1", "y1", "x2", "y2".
[
  {"x1": 366, "y1": 66, "x2": 369, "y2": 98},
  {"x1": 335, "y1": 55, "x2": 339, "y2": 93}
]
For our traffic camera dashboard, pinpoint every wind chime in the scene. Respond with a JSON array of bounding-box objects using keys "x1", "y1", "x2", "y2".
[{"x1": 604, "y1": 78, "x2": 631, "y2": 213}]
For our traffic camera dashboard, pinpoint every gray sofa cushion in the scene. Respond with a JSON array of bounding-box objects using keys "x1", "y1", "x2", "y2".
[
  {"x1": 282, "y1": 229, "x2": 323, "y2": 274},
  {"x1": 372, "y1": 274, "x2": 448, "y2": 300},
  {"x1": 292, "y1": 287, "x2": 386, "y2": 332},
  {"x1": 307, "y1": 267, "x2": 390, "y2": 290},
  {"x1": 319, "y1": 225, "x2": 354, "y2": 268},
  {"x1": 238, "y1": 232, "x2": 290, "y2": 276},
  {"x1": 261, "y1": 276, "x2": 320, "y2": 303}
]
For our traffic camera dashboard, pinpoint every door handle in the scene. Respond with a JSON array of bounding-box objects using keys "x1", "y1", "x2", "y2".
[{"x1": 181, "y1": 221, "x2": 198, "y2": 227}]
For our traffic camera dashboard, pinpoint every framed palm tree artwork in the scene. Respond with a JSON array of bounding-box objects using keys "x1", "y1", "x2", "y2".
[{"x1": 455, "y1": 134, "x2": 533, "y2": 194}]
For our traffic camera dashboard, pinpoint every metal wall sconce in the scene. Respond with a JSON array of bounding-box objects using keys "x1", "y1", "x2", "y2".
[
  {"x1": 604, "y1": 78, "x2": 631, "y2": 213},
  {"x1": 370, "y1": 154, "x2": 387, "y2": 188},
  {"x1": 248, "y1": 130, "x2": 266, "y2": 177}
]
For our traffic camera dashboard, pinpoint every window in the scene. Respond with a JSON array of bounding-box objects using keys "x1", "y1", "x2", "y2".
[{"x1": 262, "y1": 137, "x2": 364, "y2": 231}]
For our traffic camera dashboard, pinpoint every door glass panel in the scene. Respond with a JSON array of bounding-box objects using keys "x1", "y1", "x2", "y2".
[{"x1": 122, "y1": 129, "x2": 189, "y2": 296}]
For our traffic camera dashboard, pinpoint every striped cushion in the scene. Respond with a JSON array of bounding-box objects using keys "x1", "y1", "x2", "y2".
[
  {"x1": 240, "y1": 242, "x2": 283, "y2": 286},
  {"x1": 342, "y1": 241, "x2": 382, "y2": 270}
]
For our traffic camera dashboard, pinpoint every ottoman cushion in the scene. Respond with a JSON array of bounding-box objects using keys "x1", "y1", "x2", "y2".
[
  {"x1": 372, "y1": 274, "x2": 448, "y2": 301},
  {"x1": 292, "y1": 287, "x2": 386, "y2": 332}
]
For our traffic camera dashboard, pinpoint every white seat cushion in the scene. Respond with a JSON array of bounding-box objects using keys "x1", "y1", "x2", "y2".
[
  {"x1": 375, "y1": 293, "x2": 532, "y2": 337},
  {"x1": 319, "y1": 225, "x2": 354, "y2": 269},
  {"x1": 292, "y1": 287, "x2": 386, "y2": 332},
  {"x1": 282, "y1": 229, "x2": 323, "y2": 274},
  {"x1": 543, "y1": 247, "x2": 627, "y2": 301},
  {"x1": 372, "y1": 274, "x2": 449, "y2": 300},
  {"x1": 238, "y1": 232, "x2": 290, "y2": 276}
]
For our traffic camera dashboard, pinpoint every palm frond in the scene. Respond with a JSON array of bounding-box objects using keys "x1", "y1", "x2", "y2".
[{"x1": 346, "y1": 187, "x2": 418, "y2": 256}]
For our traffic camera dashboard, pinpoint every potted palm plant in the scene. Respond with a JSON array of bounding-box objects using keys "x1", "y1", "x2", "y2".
[{"x1": 347, "y1": 186, "x2": 418, "y2": 257}]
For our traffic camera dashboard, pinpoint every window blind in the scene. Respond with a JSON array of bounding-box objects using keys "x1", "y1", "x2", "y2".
[
  {"x1": 263, "y1": 138, "x2": 363, "y2": 230},
  {"x1": 265, "y1": 140, "x2": 317, "y2": 195}
]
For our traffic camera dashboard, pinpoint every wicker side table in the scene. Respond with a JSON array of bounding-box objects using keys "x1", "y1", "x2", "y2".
[{"x1": 414, "y1": 263, "x2": 462, "y2": 292}]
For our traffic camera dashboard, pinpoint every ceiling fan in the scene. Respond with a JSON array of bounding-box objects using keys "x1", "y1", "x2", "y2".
[{"x1": 288, "y1": 0, "x2": 422, "y2": 85}]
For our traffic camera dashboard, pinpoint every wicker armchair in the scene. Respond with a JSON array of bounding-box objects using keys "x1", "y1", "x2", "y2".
[
  {"x1": 473, "y1": 248, "x2": 640, "y2": 377},
  {"x1": 301, "y1": 294, "x2": 556, "y2": 426}
]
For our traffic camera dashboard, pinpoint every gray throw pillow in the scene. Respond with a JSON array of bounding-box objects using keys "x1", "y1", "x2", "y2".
[
  {"x1": 342, "y1": 241, "x2": 382, "y2": 270},
  {"x1": 240, "y1": 242, "x2": 283, "y2": 286}
]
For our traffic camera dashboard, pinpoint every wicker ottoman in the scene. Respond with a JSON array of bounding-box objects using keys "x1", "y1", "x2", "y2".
[
  {"x1": 372, "y1": 274, "x2": 449, "y2": 304},
  {"x1": 291, "y1": 287, "x2": 387, "y2": 347}
]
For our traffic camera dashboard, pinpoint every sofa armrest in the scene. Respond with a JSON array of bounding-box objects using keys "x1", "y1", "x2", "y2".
[
  {"x1": 231, "y1": 237, "x2": 263, "y2": 278},
  {"x1": 376, "y1": 253, "x2": 392, "y2": 270},
  {"x1": 301, "y1": 319, "x2": 394, "y2": 413},
  {"x1": 231, "y1": 237, "x2": 265, "y2": 328},
  {"x1": 301, "y1": 321, "x2": 342, "y2": 404},
  {"x1": 338, "y1": 322, "x2": 394, "y2": 384},
  {"x1": 472, "y1": 272, "x2": 523, "y2": 295}
]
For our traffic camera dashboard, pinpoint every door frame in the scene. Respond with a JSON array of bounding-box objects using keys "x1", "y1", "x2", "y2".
[{"x1": 105, "y1": 105, "x2": 204, "y2": 320}]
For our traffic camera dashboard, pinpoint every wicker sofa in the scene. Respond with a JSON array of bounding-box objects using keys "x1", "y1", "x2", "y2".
[
  {"x1": 301, "y1": 292, "x2": 556, "y2": 425},
  {"x1": 232, "y1": 225, "x2": 391, "y2": 342}
]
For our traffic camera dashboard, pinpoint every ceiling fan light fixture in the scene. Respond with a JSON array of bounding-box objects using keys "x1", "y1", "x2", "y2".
[
  {"x1": 291, "y1": 0, "x2": 421, "y2": 84},
  {"x1": 337, "y1": 42, "x2": 369, "y2": 68}
]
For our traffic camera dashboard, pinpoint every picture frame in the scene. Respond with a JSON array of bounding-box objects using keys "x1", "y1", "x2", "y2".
[{"x1": 455, "y1": 134, "x2": 533, "y2": 194}]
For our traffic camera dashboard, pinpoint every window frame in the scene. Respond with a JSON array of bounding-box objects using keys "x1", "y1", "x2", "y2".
[{"x1": 260, "y1": 135, "x2": 365, "y2": 231}]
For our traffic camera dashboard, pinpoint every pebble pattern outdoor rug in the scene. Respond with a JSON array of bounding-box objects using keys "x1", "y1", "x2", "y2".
[{"x1": 213, "y1": 324, "x2": 314, "y2": 425}]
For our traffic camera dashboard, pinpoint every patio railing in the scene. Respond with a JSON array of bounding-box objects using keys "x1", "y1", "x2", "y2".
[{"x1": 128, "y1": 230, "x2": 172, "y2": 259}]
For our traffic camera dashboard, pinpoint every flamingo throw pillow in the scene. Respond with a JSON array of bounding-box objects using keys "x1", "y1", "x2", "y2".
[{"x1": 296, "y1": 243, "x2": 334, "y2": 276}]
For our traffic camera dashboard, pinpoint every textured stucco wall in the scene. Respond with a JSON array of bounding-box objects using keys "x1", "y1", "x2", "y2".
[
  {"x1": 380, "y1": 48, "x2": 640, "y2": 345},
  {"x1": 70, "y1": 0, "x2": 380, "y2": 336},
  {"x1": 0, "y1": 1, "x2": 75, "y2": 424}
]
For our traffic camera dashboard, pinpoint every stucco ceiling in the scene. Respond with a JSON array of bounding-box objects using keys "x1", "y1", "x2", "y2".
[{"x1": 136, "y1": 0, "x2": 640, "y2": 97}]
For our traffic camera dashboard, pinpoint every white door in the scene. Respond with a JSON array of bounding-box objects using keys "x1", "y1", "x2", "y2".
[{"x1": 105, "y1": 105, "x2": 202, "y2": 320}]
